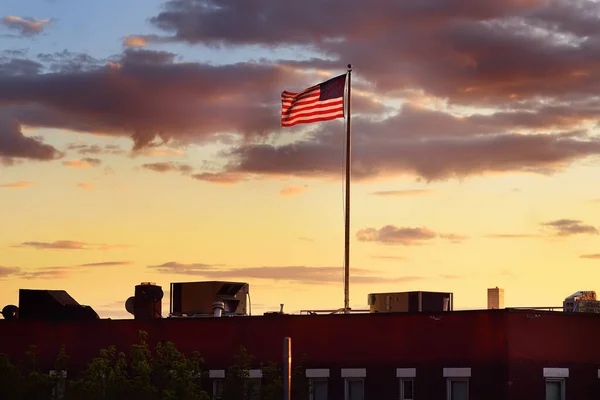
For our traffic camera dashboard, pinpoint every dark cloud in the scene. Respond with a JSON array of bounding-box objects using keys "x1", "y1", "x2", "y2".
[
  {"x1": 372, "y1": 190, "x2": 432, "y2": 197},
  {"x1": 142, "y1": 162, "x2": 192, "y2": 174},
  {"x1": 148, "y1": 262, "x2": 422, "y2": 285},
  {"x1": 356, "y1": 226, "x2": 437, "y2": 246},
  {"x1": 580, "y1": 254, "x2": 600, "y2": 259},
  {"x1": 357, "y1": 225, "x2": 466, "y2": 245},
  {"x1": 149, "y1": 0, "x2": 536, "y2": 46},
  {"x1": 82, "y1": 157, "x2": 102, "y2": 166},
  {"x1": 147, "y1": 0, "x2": 600, "y2": 107},
  {"x1": 36, "y1": 50, "x2": 101, "y2": 73},
  {"x1": 215, "y1": 128, "x2": 600, "y2": 182},
  {"x1": 0, "y1": 49, "x2": 322, "y2": 152},
  {"x1": 0, "y1": 118, "x2": 62, "y2": 164},
  {"x1": 1, "y1": 16, "x2": 51, "y2": 36},
  {"x1": 15, "y1": 240, "x2": 130, "y2": 250},
  {"x1": 543, "y1": 219, "x2": 599, "y2": 236},
  {"x1": 0, "y1": 58, "x2": 43, "y2": 76}
]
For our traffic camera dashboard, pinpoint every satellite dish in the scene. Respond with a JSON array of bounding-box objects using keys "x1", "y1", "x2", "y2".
[
  {"x1": 2, "y1": 305, "x2": 18, "y2": 320},
  {"x1": 125, "y1": 297, "x2": 135, "y2": 315}
]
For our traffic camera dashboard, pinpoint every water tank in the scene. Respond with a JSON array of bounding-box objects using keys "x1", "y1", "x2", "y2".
[{"x1": 133, "y1": 282, "x2": 163, "y2": 319}]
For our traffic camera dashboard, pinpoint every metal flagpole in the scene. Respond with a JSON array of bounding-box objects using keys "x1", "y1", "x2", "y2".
[{"x1": 344, "y1": 64, "x2": 352, "y2": 314}]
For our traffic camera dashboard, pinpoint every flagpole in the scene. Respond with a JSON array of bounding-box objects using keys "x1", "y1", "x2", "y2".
[{"x1": 344, "y1": 64, "x2": 352, "y2": 314}]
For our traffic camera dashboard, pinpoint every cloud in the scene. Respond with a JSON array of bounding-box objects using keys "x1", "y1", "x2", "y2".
[
  {"x1": 142, "y1": 162, "x2": 192, "y2": 174},
  {"x1": 580, "y1": 254, "x2": 600, "y2": 259},
  {"x1": 1, "y1": 16, "x2": 51, "y2": 36},
  {"x1": 191, "y1": 172, "x2": 249, "y2": 185},
  {"x1": 148, "y1": 262, "x2": 422, "y2": 285},
  {"x1": 66, "y1": 143, "x2": 124, "y2": 156},
  {"x1": 82, "y1": 157, "x2": 102, "y2": 166},
  {"x1": 439, "y1": 274, "x2": 463, "y2": 280},
  {"x1": 357, "y1": 225, "x2": 466, "y2": 245},
  {"x1": 0, "y1": 181, "x2": 34, "y2": 188},
  {"x1": 372, "y1": 190, "x2": 432, "y2": 197},
  {"x1": 63, "y1": 158, "x2": 101, "y2": 168},
  {"x1": 0, "y1": 118, "x2": 62, "y2": 164},
  {"x1": 78, "y1": 261, "x2": 132, "y2": 267},
  {"x1": 15, "y1": 240, "x2": 130, "y2": 250},
  {"x1": 486, "y1": 233, "x2": 541, "y2": 239},
  {"x1": 0, "y1": 58, "x2": 43, "y2": 76},
  {"x1": 18, "y1": 266, "x2": 68, "y2": 280},
  {"x1": 0, "y1": 49, "x2": 320, "y2": 152},
  {"x1": 542, "y1": 219, "x2": 599, "y2": 236},
  {"x1": 0, "y1": 266, "x2": 20, "y2": 278},
  {"x1": 214, "y1": 124, "x2": 600, "y2": 182},
  {"x1": 123, "y1": 35, "x2": 149, "y2": 47},
  {"x1": 279, "y1": 185, "x2": 307, "y2": 197},
  {"x1": 0, "y1": 260, "x2": 130, "y2": 281},
  {"x1": 14, "y1": 261, "x2": 132, "y2": 280},
  {"x1": 76, "y1": 182, "x2": 94, "y2": 190},
  {"x1": 147, "y1": 0, "x2": 600, "y2": 106},
  {"x1": 356, "y1": 225, "x2": 437, "y2": 245},
  {"x1": 439, "y1": 233, "x2": 468, "y2": 243}
]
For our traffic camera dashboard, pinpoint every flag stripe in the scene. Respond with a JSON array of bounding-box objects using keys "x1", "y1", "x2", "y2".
[
  {"x1": 282, "y1": 100, "x2": 344, "y2": 118},
  {"x1": 282, "y1": 98, "x2": 342, "y2": 113},
  {"x1": 281, "y1": 94, "x2": 321, "y2": 110},
  {"x1": 282, "y1": 112, "x2": 345, "y2": 127},
  {"x1": 282, "y1": 110, "x2": 345, "y2": 127},
  {"x1": 281, "y1": 74, "x2": 345, "y2": 127}
]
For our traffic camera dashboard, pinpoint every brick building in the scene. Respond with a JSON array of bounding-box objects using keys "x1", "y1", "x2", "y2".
[{"x1": 1, "y1": 309, "x2": 600, "y2": 399}]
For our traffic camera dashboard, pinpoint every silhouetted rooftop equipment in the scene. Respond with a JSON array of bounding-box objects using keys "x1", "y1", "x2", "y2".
[
  {"x1": 368, "y1": 291, "x2": 453, "y2": 313},
  {"x1": 17, "y1": 289, "x2": 98, "y2": 321},
  {"x1": 132, "y1": 282, "x2": 163, "y2": 320},
  {"x1": 169, "y1": 281, "x2": 249, "y2": 317}
]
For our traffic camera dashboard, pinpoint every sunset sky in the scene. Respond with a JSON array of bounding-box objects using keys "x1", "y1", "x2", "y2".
[{"x1": 2, "y1": 0, "x2": 600, "y2": 319}]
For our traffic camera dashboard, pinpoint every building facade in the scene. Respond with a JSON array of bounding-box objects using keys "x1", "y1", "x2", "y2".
[{"x1": 1, "y1": 309, "x2": 600, "y2": 399}]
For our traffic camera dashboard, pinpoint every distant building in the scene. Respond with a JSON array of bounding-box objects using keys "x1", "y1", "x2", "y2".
[
  {"x1": 563, "y1": 291, "x2": 600, "y2": 313},
  {"x1": 368, "y1": 291, "x2": 453, "y2": 313},
  {"x1": 487, "y1": 287, "x2": 504, "y2": 310}
]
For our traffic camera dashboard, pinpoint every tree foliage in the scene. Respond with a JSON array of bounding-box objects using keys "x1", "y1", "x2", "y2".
[{"x1": 0, "y1": 332, "x2": 309, "y2": 400}]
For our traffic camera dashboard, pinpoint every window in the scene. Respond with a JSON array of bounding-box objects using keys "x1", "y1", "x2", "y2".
[
  {"x1": 310, "y1": 378, "x2": 328, "y2": 400},
  {"x1": 212, "y1": 378, "x2": 224, "y2": 400},
  {"x1": 545, "y1": 379, "x2": 565, "y2": 400},
  {"x1": 345, "y1": 378, "x2": 364, "y2": 400},
  {"x1": 400, "y1": 378, "x2": 414, "y2": 400},
  {"x1": 447, "y1": 378, "x2": 469, "y2": 400}
]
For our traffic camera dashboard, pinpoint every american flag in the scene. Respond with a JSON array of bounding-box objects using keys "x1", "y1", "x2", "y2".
[{"x1": 281, "y1": 74, "x2": 346, "y2": 127}]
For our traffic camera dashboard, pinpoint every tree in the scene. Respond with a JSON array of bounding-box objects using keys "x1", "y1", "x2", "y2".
[{"x1": 66, "y1": 330, "x2": 210, "y2": 400}]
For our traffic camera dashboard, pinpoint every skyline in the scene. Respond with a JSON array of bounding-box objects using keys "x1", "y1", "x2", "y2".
[{"x1": 2, "y1": 0, "x2": 600, "y2": 318}]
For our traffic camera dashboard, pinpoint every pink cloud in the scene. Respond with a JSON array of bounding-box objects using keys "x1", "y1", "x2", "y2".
[{"x1": 279, "y1": 185, "x2": 308, "y2": 197}]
